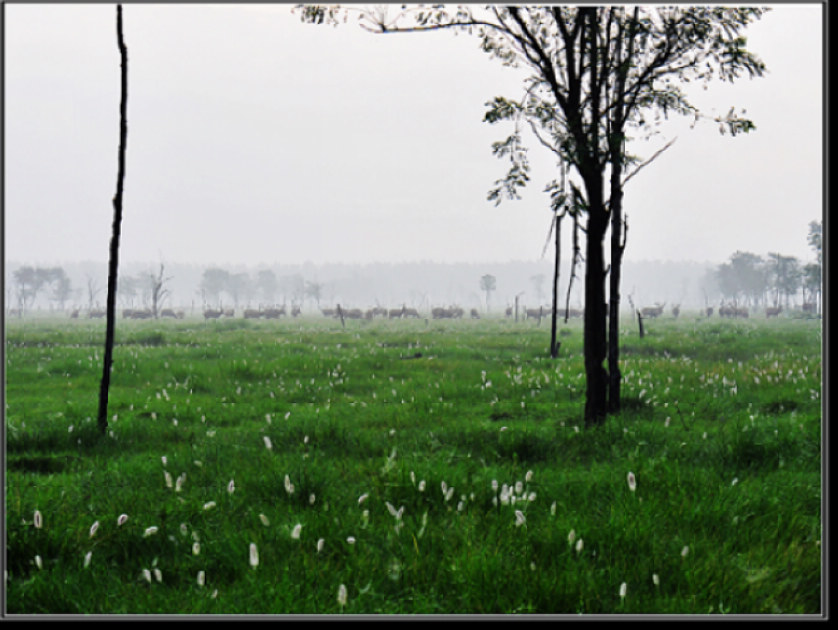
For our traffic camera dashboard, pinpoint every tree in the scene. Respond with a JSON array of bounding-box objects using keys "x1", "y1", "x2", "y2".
[
  {"x1": 298, "y1": 5, "x2": 766, "y2": 426},
  {"x1": 716, "y1": 251, "x2": 766, "y2": 307},
  {"x1": 44, "y1": 267, "x2": 73, "y2": 311},
  {"x1": 305, "y1": 280, "x2": 324, "y2": 308},
  {"x1": 146, "y1": 263, "x2": 173, "y2": 318},
  {"x1": 12, "y1": 266, "x2": 43, "y2": 316},
  {"x1": 808, "y1": 220, "x2": 822, "y2": 265},
  {"x1": 200, "y1": 268, "x2": 231, "y2": 308},
  {"x1": 480, "y1": 274, "x2": 497, "y2": 312},
  {"x1": 806, "y1": 220, "x2": 822, "y2": 314},
  {"x1": 256, "y1": 269, "x2": 279, "y2": 305},
  {"x1": 117, "y1": 274, "x2": 140, "y2": 308},
  {"x1": 86, "y1": 274, "x2": 103, "y2": 312},
  {"x1": 98, "y1": 4, "x2": 128, "y2": 436},
  {"x1": 227, "y1": 272, "x2": 251, "y2": 309},
  {"x1": 766, "y1": 253, "x2": 801, "y2": 308}
]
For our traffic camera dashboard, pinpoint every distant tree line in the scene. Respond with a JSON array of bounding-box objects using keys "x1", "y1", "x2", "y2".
[
  {"x1": 197, "y1": 267, "x2": 326, "y2": 311},
  {"x1": 708, "y1": 221, "x2": 822, "y2": 312}
]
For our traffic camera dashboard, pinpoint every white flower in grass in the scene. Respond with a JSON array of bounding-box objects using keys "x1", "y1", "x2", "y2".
[
  {"x1": 89, "y1": 521, "x2": 100, "y2": 538},
  {"x1": 358, "y1": 493, "x2": 369, "y2": 506},
  {"x1": 203, "y1": 501, "x2": 217, "y2": 511},
  {"x1": 418, "y1": 480, "x2": 426, "y2": 492},
  {"x1": 153, "y1": 568, "x2": 163, "y2": 583},
  {"x1": 410, "y1": 471, "x2": 416, "y2": 486},
  {"x1": 515, "y1": 481, "x2": 524, "y2": 495},
  {"x1": 197, "y1": 570, "x2": 206, "y2": 587},
  {"x1": 731, "y1": 478, "x2": 739, "y2": 487},
  {"x1": 291, "y1": 523, "x2": 303, "y2": 540},
  {"x1": 84, "y1": 551, "x2": 92, "y2": 568},
  {"x1": 444, "y1": 487, "x2": 455, "y2": 503},
  {"x1": 227, "y1": 479, "x2": 236, "y2": 494},
  {"x1": 652, "y1": 573, "x2": 660, "y2": 586},
  {"x1": 249, "y1": 543, "x2": 259, "y2": 568},
  {"x1": 143, "y1": 526, "x2": 159, "y2": 538},
  {"x1": 161, "y1": 456, "x2": 167, "y2": 466},
  {"x1": 309, "y1": 493, "x2": 316, "y2": 505},
  {"x1": 34, "y1": 555, "x2": 43, "y2": 570},
  {"x1": 192, "y1": 542, "x2": 201, "y2": 556},
  {"x1": 259, "y1": 513, "x2": 270, "y2": 526},
  {"x1": 575, "y1": 538, "x2": 584, "y2": 554},
  {"x1": 117, "y1": 514, "x2": 129, "y2": 527},
  {"x1": 141, "y1": 568, "x2": 152, "y2": 583},
  {"x1": 525, "y1": 470, "x2": 533, "y2": 483},
  {"x1": 550, "y1": 502, "x2": 557, "y2": 516},
  {"x1": 33, "y1": 510, "x2": 43, "y2": 529},
  {"x1": 627, "y1": 471, "x2": 637, "y2": 492},
  {"x1": 568, "y1": 529, "x2": 576, "y2": 545},
  {"x1": 346, "y1": 536, "x2": 356, "y2": 545},
  {"x1": 284, "y1": 475, "x2": 295, "y2": 496},
  {"x1": 491, "y1": 479, "x2": 499, "y2": 493},
  {"x1": 440, "y1": 481, "x2": 448, "y2": 496},
  {"x1": 681, "y1": 545, "x2": 690, "y2": 558},
  {"x1": 619, "y1": 582, "x2": 627, "y2": 599},
  {"x1": 175, "y1": 473, "x2": 186, "y2": 493},
  {"x1": 337, "y1": 583, "x2": 348, "y2": 608},
  {"x1": 164, "y1": 471, "x2": 173, "y2": 488},
  {"x1": 385, "y1": 502, "x2": 404, "y2": 521},
  {"x1": 263, "y1": 436, "x2": 273, "y2": 451},
  {"x1": 317, "y1": 538, "x2": 325, "y2": 554},
  {"x1": 514, "y1": 510, "x2": 526, "y2": 527}
]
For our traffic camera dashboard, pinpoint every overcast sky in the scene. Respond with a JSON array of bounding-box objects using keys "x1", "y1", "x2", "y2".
[{"x1": 4, "y1": 3, "x2": 824, "y2": 269}]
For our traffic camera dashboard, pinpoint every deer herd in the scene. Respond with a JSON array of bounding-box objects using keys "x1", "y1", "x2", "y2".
[{"x1": 56, "y1": 301, "x2": 814, "y2": 322}]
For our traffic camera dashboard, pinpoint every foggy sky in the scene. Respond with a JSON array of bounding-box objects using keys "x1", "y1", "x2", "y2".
[{"x1": 4, "y1": 3, "x2": 824, "y2": 269}]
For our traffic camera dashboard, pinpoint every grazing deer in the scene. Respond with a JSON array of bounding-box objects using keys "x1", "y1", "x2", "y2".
[
  {"x1": 640, "y1": 303, "x2": 665, "y2": 319},
  {"x1": 765, "y1": 305, "x2": 782, "y2": 318}
]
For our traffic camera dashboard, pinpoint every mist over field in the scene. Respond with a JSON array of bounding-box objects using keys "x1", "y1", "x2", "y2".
[{"x1": 5, "y1": 258, "x2": 722, "y2": 315}]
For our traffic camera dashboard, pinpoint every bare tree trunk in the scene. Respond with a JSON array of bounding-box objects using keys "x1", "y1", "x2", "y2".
[
  {"x1": 550, "y1": 212, "x2": 562, "y2": 358},
  {"x1": 97, "y1": 4, "x2": 128, "y2": 436}
]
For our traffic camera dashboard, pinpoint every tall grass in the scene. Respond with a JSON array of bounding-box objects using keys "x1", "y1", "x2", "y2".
[{"x1": 4, "y1": 313, "x2": 822, "y2": 615}]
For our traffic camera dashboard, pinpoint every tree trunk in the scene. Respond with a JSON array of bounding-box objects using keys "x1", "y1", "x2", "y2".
[
  {"x1": 97, "y1": 4, "x2": 128, "y2": 436},
  {"x1": 583, "y1": 196, "x2": 609, "y2": 427},
  {"x1": 550, "y1": 213, "x2": 561, "y2": 359},
  {"x1": 608, "y1": 156, "x2": 625, "y2": 413}
]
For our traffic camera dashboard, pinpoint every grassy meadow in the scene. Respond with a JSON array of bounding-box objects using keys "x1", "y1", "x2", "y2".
[{"x1": 4, "y1": 311, "x2": 823, "y2": 615}]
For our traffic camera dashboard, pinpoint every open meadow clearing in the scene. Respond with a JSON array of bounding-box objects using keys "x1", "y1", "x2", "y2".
[{"x1": 4, "y1": 312, "x2": 822, "y2": 615}]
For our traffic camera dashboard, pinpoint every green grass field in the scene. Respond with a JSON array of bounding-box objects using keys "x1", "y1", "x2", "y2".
[{"x1": 4, "y1": 312, "x2": 822, "y2": 615}]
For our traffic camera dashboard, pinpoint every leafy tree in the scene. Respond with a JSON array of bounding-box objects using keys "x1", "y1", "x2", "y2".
[
  {"x1": 716, "y1": 251, "x2": 767, "y2": 307},
  {"x1": 117, "y1": 274, "x2": 140, "y2": 308},
  {"x1": 298, "y1": 5, "x2": 766, "y2": 425},
  {"x1": 12, "y1": 266, "x2": 43, "y2": 315},
  {"x1": 808, "y1": 220, "x2": 822, "y2": 265},
  {"x1": 256, "y1": 269, "x2": 279, "y2": 305},
  {"x1": 227, "y1": 272, "x2": 251, "y2": 309},
  {"x1": 480, "y1": 274, "x2": 497, "y2": 311},
  {"x1": 45, "y1": 267, "x2": 73, "y2": 311},
  {"x1": 766, "y1": 252, "x2": 801, "y2": 308},
  {"x1": 200, "y1": 268, "x2": 231, "y2": 308},
  {"x1": 802, "y1": 262, "x2": 821, "y2": 312}
]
